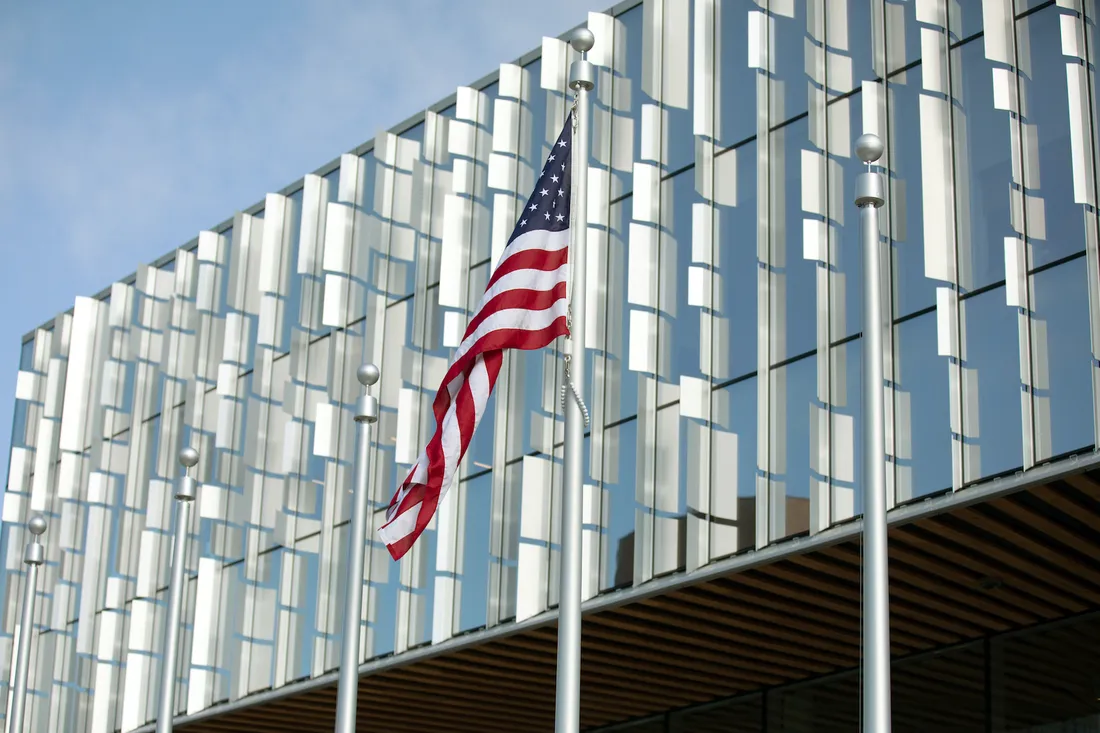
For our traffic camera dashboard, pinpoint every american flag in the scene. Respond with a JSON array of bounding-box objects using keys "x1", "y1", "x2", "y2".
[{"x1": 378, "y1": 117, "x2": 575, "y2": 560}]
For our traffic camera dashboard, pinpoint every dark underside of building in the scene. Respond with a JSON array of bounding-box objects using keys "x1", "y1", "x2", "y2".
[{"x1": 163, "y1": 454, "x2": 1100, "y2": 732}]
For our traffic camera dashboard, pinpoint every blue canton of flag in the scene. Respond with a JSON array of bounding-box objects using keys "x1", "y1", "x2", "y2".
[{"x1": 508, "y1": 120, "x2": 573, "y2": 244}]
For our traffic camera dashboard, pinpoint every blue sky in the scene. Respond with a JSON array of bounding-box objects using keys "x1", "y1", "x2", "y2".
[{"x1": 0, "y1": 0, "x2": 595, "y2": 488}]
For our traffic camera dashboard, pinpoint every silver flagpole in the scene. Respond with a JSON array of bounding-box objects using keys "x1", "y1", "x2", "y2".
[
  {"x1": 556, "y1": 27, "x2": 594, "y2": 733},
  {"x1": 334, "y1": 364, "x2": 380, "y2": 733},
  {"x1": 855, "y1": 132, "x2": 892, "y2": 733},
  {"x1": 156, "y1": 447, "x2": 199, "y2": 733},
  {"x1": 7, "y1": 514, "x2": 47, "y2": 733}
]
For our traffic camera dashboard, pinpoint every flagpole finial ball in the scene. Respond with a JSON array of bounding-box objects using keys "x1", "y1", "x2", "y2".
[
  {"x1": 27, "y1": 515, "x2": 47, "y2": 537},
  {"x1": 357, "y1": 364, "x2": 380, "y2": 388},
  {"x1": 855, "y1": 134, "x2": 884, "y2": 164},
  {"x1": 178, "y1": 447, "x2": 200, "y2": 469},
  {"x1": 570, "y1": 28, "x2": 595, "y2": 54}
]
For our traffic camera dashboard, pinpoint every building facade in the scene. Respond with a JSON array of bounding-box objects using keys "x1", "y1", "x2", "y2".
[{"x1": 3, "y1": 0, "x2": 1100, "y2": 730}]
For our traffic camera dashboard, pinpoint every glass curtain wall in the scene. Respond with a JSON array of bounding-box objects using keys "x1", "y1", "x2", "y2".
[{"x1": 0, "y1": 0, "x2": 1097, "y2": 730}]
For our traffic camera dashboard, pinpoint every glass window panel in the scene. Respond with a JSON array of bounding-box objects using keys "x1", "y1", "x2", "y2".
[
  {"x1": 286, "y1": 333, "x2": 331, "y2": 544},
  {"x1": 887, "y1": 66, "x2": 938, "y2": 318},
  {"x1": 830, "y1": 338, "x2": 862, "y2": 520},
  {"x1": 651, "y1": 403, "x2": 687, "y2": 577},
  {"x1": 215, "y1": 562, "x2": 247, "y2": 702},
  {"x1": 1029, "y1": 258, "x2": 1095, "y2": 459},
  {"x1": 709, "y1": 377, "x2": 758, "y2": 558},
  {"x1": 279, "y1": 544, "x2": 317, "y2": 682},
  {"x1": 368, "y1": 541, "x2": 399, "y2": 660},
  {"x1": 893, "y1": 641, "x2": 986, "y2": 732},
  {"x1": 828, "y1": 0, "x2": 874, "y2": 98},
  {"x1": 885, "y1": 0, "x2": 928, "y2": 74},
  {"x1": 10, "y1": 391, "x2": 29, "y2": 452},
  {"x1": 522, "y1": 60, "x2": 548, "y2": 172},
  {"x1": 1013, "y1": 0, "x2": 1051, "y2": 15},
  {"x1": 664, "y1": 170, "x2": 703, "y2": 386},
  {"x1": 241, "y1": 547, "x2": 280, "y2": 693},
  {"x1": 213, "y1": 225, "x2": 234, "y2": 323},
  {"x1": 1017, "y1": 6, "x2": 1089, "y2": 268},
  {"x1": 992, "y1": 615, "x2": 1100, "y2": 730},
  {"x1": 19, "y1": 338, "x2": 33, "y2": 369},
  {"x1": 952, "y1": 37, "x2": 1014, "y2": 292},
  {"x1": 651, "y1": 0, "x2": 694, "y2": 173},
  {"x1": 463, "y1": 264, "x2": 497, "y2": 475},
  {"x1": 409, "y1": 508, "x2": 437, "y2": 647},
  {"x1": 456, "y1": 472, "x2": 492, "y2": 634},
  {"x1": 954, "y1": 1, "x2": 984, "y2": 40},
  {"x1": 614, "y1": 4, "x2": 644, "y2": 196},
  {"x1": 604, "y1": 195, "x2": 638, "y2": 424},
  {"x1": 424, "y1": 105, "x2": 456, "y2": 291},
  {"x1": 716, "y1": 1, "x2": 759, "y2": 147},
  {"x1": 275, "y1": 188, "x2": 303, "y2": 356},
  {"x1": 601, "y1": 417, "x2": 639, "y2": 591},
  {"x1": 766, "y1": 668, "x2": 858, "y2": 730},
  {"x1": 960, "y1": 286, "x2": 1025, "y2": 482},
  {"x1": 383, "y1": 130, "x2": 423, "y2": 300},
  {"x1": 768, "y1": 353, "x2": 815, "y2": 541},
  {"x1": 714, "y1": 142, "x2": 757, "y2": 381},
  {"x1": 893, "y1": 311, "x2": 953, "y2": 501},
  {"x1": 547, "y1": 436, "x2": 594, "y2": 608},
  {"x1": 470, "y1": 83, "x2": 498, "y2": 268},
  {"x1": 492, "y1": 460, "x2": 523, "y2": 622},
  {"x1": 670, "y1": 692, "x2": 763, "y2": 732},
  {"x1": 231, "y1": 209, "x2": 264, "y2": 374},
  {"x1": 771, "y1": 116, "x2": 817, "y2": 363},
  {"x1": 829, "y1": 91, "x2": 868, "y2": 341},
  {"x1": 771, "y1": 1, "x2": 810, "y2": 125}
]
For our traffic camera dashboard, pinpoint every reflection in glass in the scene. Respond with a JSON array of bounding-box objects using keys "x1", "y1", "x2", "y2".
[
  {"x1": 650, "y1": 403, "x2": 686, "y2": 577},
  {"x1": 960, "y1": 286, "x2": 1024, "y2": 482},
  {"x1": 1029, "y1": 259, "x2": 1094, "y2": 459},
  {"x1": 456, "y1": 472, "x2": 492, "y2": 634},
  {"x1": 893, "y1": 312, "x2": 953, "y2": 501},
  {"x1": 884, "y1": 0, "x2": 925, "y2": 74},
  {"x1": 1016, "y1": 7, "x2": 1089, "y2": 269},
  {"x1": 771, "y1": 117, "x2": 817, "y2": 364},
  {"x1": 951, "y1": 38, "x2": 1013, "y2": 292},
  {"x1": 715, "y1": 1, "x2": 759, "y2": 148},
  {"x1": 887, "y1": 67, "x2": 937, "y2": 318},
  {"x1": 827, "y1": 91, "x2": 865, "y2": 341},
  {"x1": 603, "y1": 196, "x2": 637, "y2": 424},
  {"x1": 490, "y1": 460, "x2": 523, "y2": 623},
  {"x1": 704, "y1": 377, "x2": 757, "y2": 561},
  {"x1": 601, "y1": 418, "x2": 639, "y2": 591},
  {"x1": 639, "y1": 0, "x2": 693, "y2": 173},
  {"x1": 609, "y1": 4, "x2": 643, "y2": 197},
  {"x1": 665, "y1": 170, "x2": 703, "y2": 386},
  {"x1": 767, "y1": 354, "x2": 815, "y2": 542},
  {"x1": 829, "y1": 339, "x2": 860, "y2": 521},
  {"x1": 769, "y1": 1, "x2": 810, "y2": 124},
  {"x1": 714, "y1": 142, "x2": 757, "y2": 382}
]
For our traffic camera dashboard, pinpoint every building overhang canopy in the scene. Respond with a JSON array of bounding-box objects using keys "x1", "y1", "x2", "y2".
[{"x1": 142, "y1": 453, "x2": 1100, "y2": 732}]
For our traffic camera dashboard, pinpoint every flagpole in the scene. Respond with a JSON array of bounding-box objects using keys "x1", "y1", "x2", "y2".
[
  {"x1": 157, "y1": 447, "x2": 199, "y2": 733},
  {"x1": 7, "y1": 514, "x2": 46, "y2": 733},
  {"x1": 556, "y1": 27, "x2": 594, "y2": 733},
  {"x1": 334, "y1": 364, "x2": 380, "y2": 733},
  {"x1": 855, "y1": 132, "x2": 892, "y2": 733}
]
